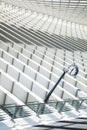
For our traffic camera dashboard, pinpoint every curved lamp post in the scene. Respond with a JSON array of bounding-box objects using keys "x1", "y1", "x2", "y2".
[{"x1": 37, "y1": 63, "x2": 79, "y2": 116}]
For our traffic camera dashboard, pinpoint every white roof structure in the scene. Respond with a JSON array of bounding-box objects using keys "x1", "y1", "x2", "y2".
[
  {"x1": 1, "y1": 0, "x2": 87, "y2": 25},
  {"x1": 0, "y1": 1, "x2": 87, "y2": 130}
]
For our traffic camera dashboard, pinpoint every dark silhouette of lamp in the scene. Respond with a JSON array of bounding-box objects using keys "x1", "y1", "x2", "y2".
[{"x1": 37, "y1": 63, "x2": 79, "y2": 116}]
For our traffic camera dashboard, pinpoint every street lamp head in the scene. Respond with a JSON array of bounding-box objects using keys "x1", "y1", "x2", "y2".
[{"x1": 66, "y1": 63, "x2": 79, "y2": 76}]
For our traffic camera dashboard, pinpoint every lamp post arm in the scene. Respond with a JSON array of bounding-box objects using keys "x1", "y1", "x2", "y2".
[
  {"x1": 37, "y1": 64, "x2": 79, "y2": 117},
  {"x1": 44, "y1": 71, "x2": 66, "y2": 103}
]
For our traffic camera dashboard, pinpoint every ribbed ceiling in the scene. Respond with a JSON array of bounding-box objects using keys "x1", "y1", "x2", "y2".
[{"x1": 1, "y1": 0, "x2": 87, "y2": 25}]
